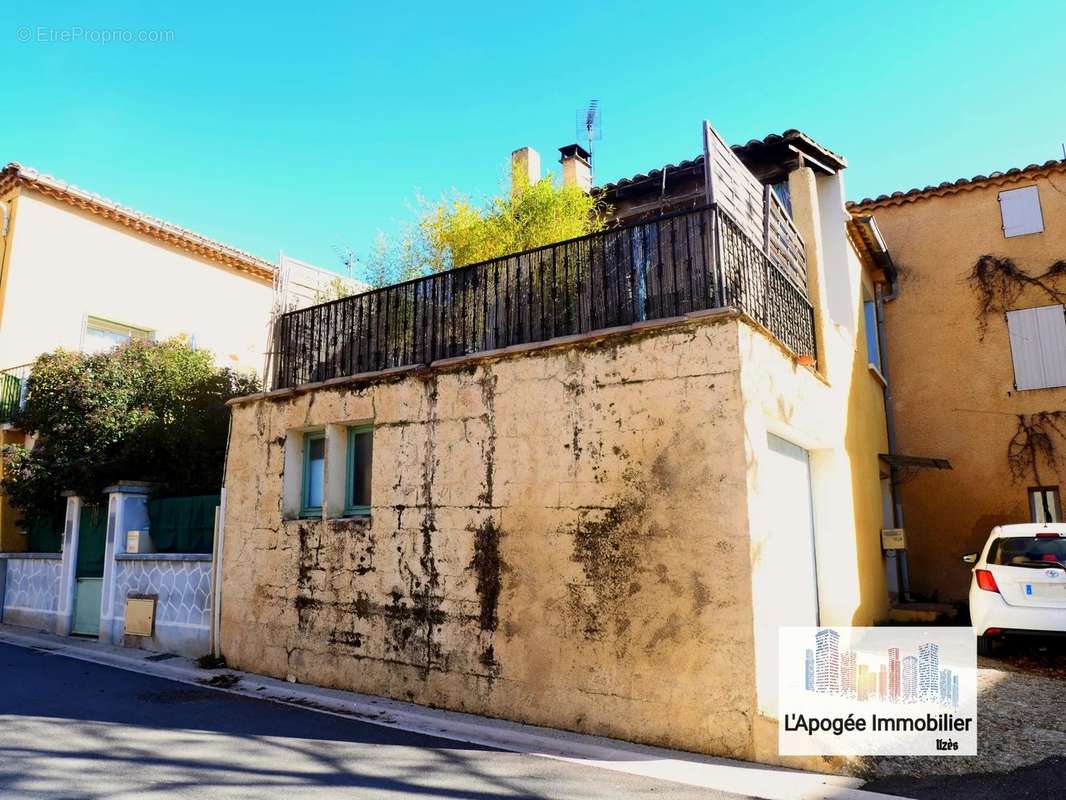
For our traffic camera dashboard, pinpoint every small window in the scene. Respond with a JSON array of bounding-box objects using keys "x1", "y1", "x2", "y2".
[
  {"x1": 1006, "y1": 305, "x2": 1066, "y2": 390},
  {"x1": 1029, "y1": 487, "x2": 1061, "y2": 523},
  {"x1": 83, "y1": 316, "x2": 154, "y2": 354},
  {"x1": 301, "y1": 431, "x2": 326, "y2": 517},
  {"x1": 999, "y1": 186, "x2": 1044, "y2": 238},
  {"x1": 772, "y1": 182, "x2": 792, "y2": 217},
  {"x1": 863, "y1": 298, "x2": 882, "y2": 373},
  {"x1": 345, "y1": 425, "x2": 373, "y2": 516}
]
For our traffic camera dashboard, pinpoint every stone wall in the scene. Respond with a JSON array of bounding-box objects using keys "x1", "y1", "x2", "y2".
[
  {"x1": 0, "y1": 553, "x2": 62, "y2": 630},
  {"x1": 110, "y1": 553, "x2": 213, "y2": 656},
  {"x1": 221, "y1": 317, "x2": 762, "y2": 758}
]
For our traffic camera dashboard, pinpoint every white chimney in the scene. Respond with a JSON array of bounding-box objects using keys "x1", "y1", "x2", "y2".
[
  {"x1": 510, "y1": 146, "x2": 541, "y2": 196},
  {"x1": 558, "y1": 144, "x2": 592, "y2": 192}
]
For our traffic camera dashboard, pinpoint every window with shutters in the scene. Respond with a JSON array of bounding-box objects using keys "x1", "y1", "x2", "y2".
[
  {"x1": 999, "y1": 186, "x2": 1044, "y2": 238},
  {"x1": 1006, "y1": 305, "x2": 1066, "y2": 390}
]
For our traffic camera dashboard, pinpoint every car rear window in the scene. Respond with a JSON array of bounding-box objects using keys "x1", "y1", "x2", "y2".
[{"x1": 989, "y1": 536, "x2": 1066, "y2": 567}]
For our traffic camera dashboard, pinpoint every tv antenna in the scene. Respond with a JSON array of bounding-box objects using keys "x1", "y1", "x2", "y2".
[{"x1": 576, "y1": 99, "x2": 602, "y2": 169}]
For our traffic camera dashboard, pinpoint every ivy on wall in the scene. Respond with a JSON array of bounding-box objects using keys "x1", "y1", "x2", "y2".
[
  {"x1": 968, "y1": 255, "x2": 1066, "y2": 337},
  {"x1": 1007, "y1": 411, "x2": 1066, "y2": 486}
]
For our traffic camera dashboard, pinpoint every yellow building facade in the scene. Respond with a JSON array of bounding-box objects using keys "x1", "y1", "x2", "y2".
[{"x1": 851, "y1": 160, "x2": 1066, "y2": 601}]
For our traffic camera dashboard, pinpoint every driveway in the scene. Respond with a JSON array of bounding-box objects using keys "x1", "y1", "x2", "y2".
[
  {"x1": 863, "y1": 637, "x2": 1066, "y2": 799},
  {"x1": 0, "y1": 642, "x2": 752, "y2": 799}
]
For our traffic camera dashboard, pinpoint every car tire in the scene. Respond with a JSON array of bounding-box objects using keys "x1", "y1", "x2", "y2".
[{"x1": 977, "y1": 634, "x2": 999, "y2": 657}]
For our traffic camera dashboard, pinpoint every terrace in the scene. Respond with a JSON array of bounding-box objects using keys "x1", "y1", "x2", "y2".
[{"x1": 270, "y1": 128, "x2": 814, "y2": 391}]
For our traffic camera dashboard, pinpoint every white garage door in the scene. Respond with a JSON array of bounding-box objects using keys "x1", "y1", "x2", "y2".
[
  {"x1": 764, "y1": 433, "x2": 820, "y2": 625},
  {"x1": 754, "y1": 433, "x2": 820, "y2": 717}
]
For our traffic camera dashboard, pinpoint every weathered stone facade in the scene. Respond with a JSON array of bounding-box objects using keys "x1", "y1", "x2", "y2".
[{"x1": 222, "y1": 316, "x2": 761, "y2": 757}]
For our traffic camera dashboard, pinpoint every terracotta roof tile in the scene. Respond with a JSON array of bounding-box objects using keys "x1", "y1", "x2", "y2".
[
  {"x1": 0, "y1": 161, "x2": 275, "y2": 280},
  {"x1": 848, "y1": 159, "x2": 1066, "y2": 210}
]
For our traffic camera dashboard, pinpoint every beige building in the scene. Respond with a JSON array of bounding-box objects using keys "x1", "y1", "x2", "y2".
[
  {"x1": 218, "y1": 124, "x2": 897, "y2": 769},
  {"x1": 0, "y1": 162, "x2": 358, "y2": 550},
  {"x1": 850, "y1": 158, "x2": 1066, "y2": 601}
]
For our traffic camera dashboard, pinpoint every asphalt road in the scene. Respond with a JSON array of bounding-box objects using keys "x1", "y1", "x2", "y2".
[{"x1": 0, "y1": 642, "x2": 754, "y2": 799}]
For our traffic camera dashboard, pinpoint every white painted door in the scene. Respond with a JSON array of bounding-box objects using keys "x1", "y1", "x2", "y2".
[
  {"x1": 753, "y1": 433, "x2": 819, "y2": 717},
  {"x1": 764, "y1": 434, "x2": 819, "y2": 625}
]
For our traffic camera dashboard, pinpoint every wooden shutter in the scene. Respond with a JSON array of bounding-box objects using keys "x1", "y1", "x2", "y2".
[
  {"x1": 999, "y1": 186, "x2": 1044, "y2": 238},
  {"x1": 1006, "y1": 305, "x2": 1066, "y2": 389}
]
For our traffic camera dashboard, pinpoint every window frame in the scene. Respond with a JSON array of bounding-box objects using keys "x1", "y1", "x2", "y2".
[
  {"x1": 863, "y1": 297, "x2": 882, "y2": 373},
  {"x1": 344, "y1": 424, "x2": 373, "y2": 517},
  {"x1": 82, "y1": 314, "x2": 155, "y2": 353},
  {"x1": 1028, "y1": 486, "x2": 1061, "y2": 524},
  {"x1": 300, "y1": 430, "x2": 326, "y2": 518}
]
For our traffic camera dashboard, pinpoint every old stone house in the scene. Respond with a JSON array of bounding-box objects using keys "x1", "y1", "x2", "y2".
[
  {"x1": 219, "y1": 123, "x2": 896, "y2": 767},
  {"x1": 850, "y1": 157, "x2": 1066, "y2": 602}
]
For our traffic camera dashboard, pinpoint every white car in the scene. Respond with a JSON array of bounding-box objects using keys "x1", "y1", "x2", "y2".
[{"x1": 964, "y1": 523, "x2": 1066, "y2": 655}]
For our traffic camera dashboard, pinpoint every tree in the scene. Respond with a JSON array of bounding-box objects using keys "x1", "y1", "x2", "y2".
[
  {"x1": 349, "y1": 172, "x2": 610, "y2": 288},
  {"x1": 2, "y1": 338, "x2": 259, "y2": 524},
  {"x1": 419, "y1": 174, "x2": 610, "y2": 273}
]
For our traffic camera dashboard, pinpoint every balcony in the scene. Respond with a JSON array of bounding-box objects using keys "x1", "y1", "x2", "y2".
[
  {"x1": 271, "y1": 202, "x2": 814, "y2": 391},
  {"x1": 0, "y1": 364, "x2": 30, "y2": 425}
]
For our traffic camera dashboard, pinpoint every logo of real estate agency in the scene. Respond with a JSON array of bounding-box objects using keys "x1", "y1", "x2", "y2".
[{"x1": 778, "y1": 627, "x2": 976, "y2": 756}]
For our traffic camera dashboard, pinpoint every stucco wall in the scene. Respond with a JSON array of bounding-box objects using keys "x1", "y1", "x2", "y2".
[
  {"x1": 864, "y1": 170, "x2": 1066, "y2": 600},
  {"x1": 0, "y1": 191, "x2": 273, "y2": 373},
  {"x1": 738, "y1": 238, "x2": 890, "y2": 764},
  {"x1": 221, "y1": 318, "x2": 765, "y2": 758}
]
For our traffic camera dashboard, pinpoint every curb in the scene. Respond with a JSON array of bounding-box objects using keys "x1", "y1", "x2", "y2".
[{"x1": 0, "y1": 625, "x2": 910, "y2": 800}]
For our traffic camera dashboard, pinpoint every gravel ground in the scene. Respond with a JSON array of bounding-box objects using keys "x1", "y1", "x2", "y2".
[{"x1": 862, "y1": 636, "x2": 1066, "y2": 797}]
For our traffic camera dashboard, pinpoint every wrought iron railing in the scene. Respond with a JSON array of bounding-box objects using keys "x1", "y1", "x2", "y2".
[
  {"x1": 0, "y1": 364, "x2": 31, "y2": 424},
  {"x1": 271, "y1": 204, "x2": 815, "y2": 390}
]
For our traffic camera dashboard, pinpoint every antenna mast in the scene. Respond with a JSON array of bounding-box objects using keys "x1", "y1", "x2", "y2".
[{"x1": 576, "y1": 100, "x2": 602, "y2": 180}]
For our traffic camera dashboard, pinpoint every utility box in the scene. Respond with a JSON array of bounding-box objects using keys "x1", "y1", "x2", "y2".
[
  {"x1": 126, "y1": 530, "x2": 155, "y2": 554},
  {"x1": 124, "y1": 596, "x2": 156, "y2": 637},
  {"x1": 881, "y1": 528, "x2": 907, "y2": 551}
]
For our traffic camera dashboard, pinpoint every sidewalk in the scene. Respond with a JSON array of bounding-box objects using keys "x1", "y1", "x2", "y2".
[{"x1": 0, "y1": 624, "x2": 907, "y2": 800}]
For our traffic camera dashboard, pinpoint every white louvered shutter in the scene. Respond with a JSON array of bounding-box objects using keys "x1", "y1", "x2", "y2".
[
  {"x1": 1007, "y1": 305, "x2": 1066, "y2": 389},
  {"x1": 999, "y1": 186, "x2": 1044, "y2": 238}
]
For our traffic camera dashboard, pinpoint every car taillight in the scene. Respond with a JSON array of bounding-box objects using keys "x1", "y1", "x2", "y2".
[
  {"x1": 1036, "y1": 532, "x2": 1063, "y2": 539},
  {"x1": 975, "y1": 569, "x2": 999, "y2": 593}
]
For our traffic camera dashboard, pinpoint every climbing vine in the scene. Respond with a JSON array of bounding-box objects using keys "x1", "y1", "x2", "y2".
[
  {"x1": 1007, "y1": 411, "x2": 1066, "y2": 487},
  {"x1": 968, "y1": 255, "x2": 1066, "y2": 337}
]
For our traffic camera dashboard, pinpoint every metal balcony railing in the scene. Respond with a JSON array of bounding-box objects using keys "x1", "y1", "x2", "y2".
[
  {"x1": 271, "y1": 204, "x2": 815, "y2": 390},
  {"x1": 0, "y1": 364, "x2": 31, "y2": 424}
]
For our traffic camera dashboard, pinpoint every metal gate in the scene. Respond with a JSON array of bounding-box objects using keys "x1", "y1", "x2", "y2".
[{"x1": 71, "y1": 504, "x2": 106, "y2": 636}]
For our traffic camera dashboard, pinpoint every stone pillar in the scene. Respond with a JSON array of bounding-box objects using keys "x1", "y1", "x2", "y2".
[
  {"x1": 787, "y1": 165, "x2": 831, "y2": 376},
  {"x1": 55, "y1": 494, "x2": 82, "y2": 636},
  {"x1": 99, "y1": 482, "x2": 151, "y2": 644}
]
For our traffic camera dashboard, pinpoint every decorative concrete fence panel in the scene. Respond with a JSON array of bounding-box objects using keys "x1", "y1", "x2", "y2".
[
  {"x1": 0, "y1": 553, "x2": 62, "y2": 631},
  {"x1": 110, "y1": 553, "x2": 212, "y2": 657},
  {"x1": 0, "y1": 484, "x2": 218, "y2": 660}
]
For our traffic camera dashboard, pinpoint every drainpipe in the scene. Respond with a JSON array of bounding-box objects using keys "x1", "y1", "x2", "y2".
[{"x1": 875, "y1": 279, "x2": 910, "y2": 602}]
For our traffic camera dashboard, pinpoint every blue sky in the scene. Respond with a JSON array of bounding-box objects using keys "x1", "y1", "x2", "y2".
[{"x1": 4, "y1": 1, "x2": 1065, "y2": 279}]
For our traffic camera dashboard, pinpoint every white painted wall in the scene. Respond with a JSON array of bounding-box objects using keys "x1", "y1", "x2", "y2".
[
  {"x1": 0, "y1": 192, "x2": 274, "y2": 374},
  {"x1": 817, "y1": 172, "x2": 859, "y2": 334}
]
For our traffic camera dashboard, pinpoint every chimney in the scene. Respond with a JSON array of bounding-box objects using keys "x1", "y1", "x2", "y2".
[
  {"x1": 558, "y1": 144, "x2": 592, "y2": 192},
  {"x1": 510, "y1": 146, "x2": 541, "y2": 196}
]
